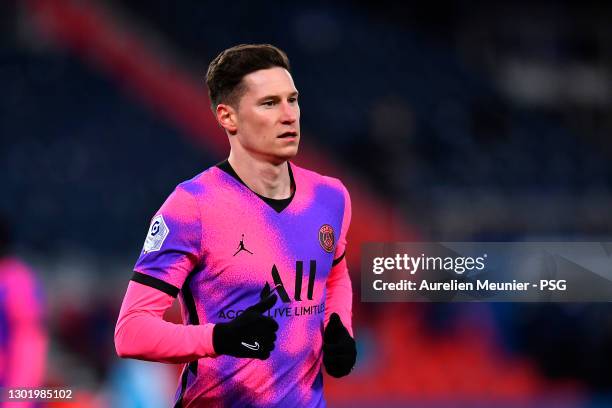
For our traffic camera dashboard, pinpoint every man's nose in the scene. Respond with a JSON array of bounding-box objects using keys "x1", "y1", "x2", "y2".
[{"x1": 280, "y1": 102, "x2": 298, "y2": 123}]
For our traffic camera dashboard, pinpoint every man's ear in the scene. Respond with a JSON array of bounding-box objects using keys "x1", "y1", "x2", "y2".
[{"x1": 216, "y1": 103, "x2": 238, "y2": 135}]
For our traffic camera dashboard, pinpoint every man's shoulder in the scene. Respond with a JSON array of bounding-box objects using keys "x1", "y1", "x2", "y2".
[
  {"x1": 291, "y1": 162, "x2": 347, "y2": 194},
  {"x1": 156, "y1": 166, "x2": 224, "y2": 217},
  {"x1": 173, "y1": 165, "x2": 222, "y2": 196}
]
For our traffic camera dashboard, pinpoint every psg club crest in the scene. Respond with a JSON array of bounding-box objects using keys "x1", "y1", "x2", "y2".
[{"x1": 318, "y1": 224, "x2": 335, "y2": 253}]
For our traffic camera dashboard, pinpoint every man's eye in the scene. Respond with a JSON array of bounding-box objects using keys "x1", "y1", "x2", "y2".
[
  {"x1": 262, "y1": 101, "x2": 275, "y2": 107},
  {"x1": 288, "y1": 97, "x2": 298, "y2": 104}
]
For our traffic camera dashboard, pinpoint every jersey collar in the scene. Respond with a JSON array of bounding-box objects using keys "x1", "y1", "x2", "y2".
[{"x1": 216, "y1": 159, "x2": 296, "y2": 213}]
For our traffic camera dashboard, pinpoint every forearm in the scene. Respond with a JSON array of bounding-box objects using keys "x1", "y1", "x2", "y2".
[
  {"x1": 325, "y1": 257, "x2": 353, "y2": 337},
  {"x1": 114, "y1": 281, "x2": 216, "y2": 363}
]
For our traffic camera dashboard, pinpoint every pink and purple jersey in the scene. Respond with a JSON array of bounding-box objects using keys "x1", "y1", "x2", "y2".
[{"x1": 131, "y1": 161, "x2": 352, "y2": 407}]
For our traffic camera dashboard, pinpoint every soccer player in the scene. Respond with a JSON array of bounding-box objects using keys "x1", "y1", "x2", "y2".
[
  {"x1": 0, "y1": 216, "x2": 47, "y2": 406},
  {"x1": 114, "y1": 44, "x2": 356, "y2": 407}
]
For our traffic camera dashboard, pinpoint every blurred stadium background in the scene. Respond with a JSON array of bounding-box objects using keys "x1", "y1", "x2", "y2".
[{"x1": 2, "y1": 0, "x2": 612, "y2": 406}]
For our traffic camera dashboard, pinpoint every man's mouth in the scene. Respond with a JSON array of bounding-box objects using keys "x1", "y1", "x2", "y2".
[{"x1": 278, "y1": 131, "x2": 298, "y2": 138}]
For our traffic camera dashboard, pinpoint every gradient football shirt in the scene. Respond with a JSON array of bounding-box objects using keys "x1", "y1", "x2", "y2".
[{"x1": 132, "y1": 161, "x2": 351, "y2": 407}]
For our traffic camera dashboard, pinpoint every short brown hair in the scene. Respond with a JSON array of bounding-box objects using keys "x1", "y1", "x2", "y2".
[{"x1": 205, "y1": 44, "x2": 290, "y2": 109}]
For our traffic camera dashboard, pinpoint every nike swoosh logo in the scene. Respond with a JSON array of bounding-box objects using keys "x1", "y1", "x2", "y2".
[{"x1": 241, "y1": 341, "x2": 260, "y2": 351}]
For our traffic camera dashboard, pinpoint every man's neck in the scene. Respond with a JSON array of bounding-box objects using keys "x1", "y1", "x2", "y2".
[{"x1": 227, "y1": 150, "x2": 292, "y2": 199}]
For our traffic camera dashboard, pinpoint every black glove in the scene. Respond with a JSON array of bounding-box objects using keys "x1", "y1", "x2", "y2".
[
  {"x1": 323, "y1": 313, "x2": 356, "y2": 378},
  {"x1": 213, "y1": 285, "x2": 279, "y2": 360}
]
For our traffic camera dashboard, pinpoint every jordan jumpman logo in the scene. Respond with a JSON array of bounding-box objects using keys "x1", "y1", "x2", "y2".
[{"x1": 233, "y1": 234, "x2": 254, "y2": 256}]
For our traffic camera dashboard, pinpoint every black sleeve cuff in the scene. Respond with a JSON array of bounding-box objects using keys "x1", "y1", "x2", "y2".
[
  {"x1": 131, "y1": 271, "x2": 180, "y2": 297},
  {"x1": 332, "y1": 251, "x2": 346, "y2": 267}
]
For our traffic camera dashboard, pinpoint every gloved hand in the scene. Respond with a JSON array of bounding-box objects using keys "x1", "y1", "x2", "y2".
[
  {"x1": 323, "y1": 313, "x2": 356, "y2": 377},
  {"x1": 213, "y1": 285, "x2": 279, "y2": 360}
]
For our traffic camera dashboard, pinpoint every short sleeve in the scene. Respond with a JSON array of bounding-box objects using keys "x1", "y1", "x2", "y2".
[
  {"x1": 333, "y1": 183, "x2": 351, "y2": 263},
  {"x1": 133, "y1": 186, "x2": 201, "y2": 296}
]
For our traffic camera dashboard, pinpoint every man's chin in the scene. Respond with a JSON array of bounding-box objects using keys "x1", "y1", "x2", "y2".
[
  {"x1": 278, "y1": 144, "x2": 299, "y2": 159},
  {"x1": 268, "y1": 146, "x2": 299, "y2": 165}
]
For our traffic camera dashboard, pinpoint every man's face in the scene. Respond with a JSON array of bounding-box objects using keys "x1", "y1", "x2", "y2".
[{"x1": 232, "y1": 67, "x2": 300, "y2": 164}]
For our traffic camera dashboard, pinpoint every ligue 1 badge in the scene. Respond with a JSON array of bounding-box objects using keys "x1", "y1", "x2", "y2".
[
  {"x1": 318, "y1": 224, "x2": 335, "y2": 253},
  {"x1": 143, "y1": 214, "x2": 169, "y2": 253}
]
